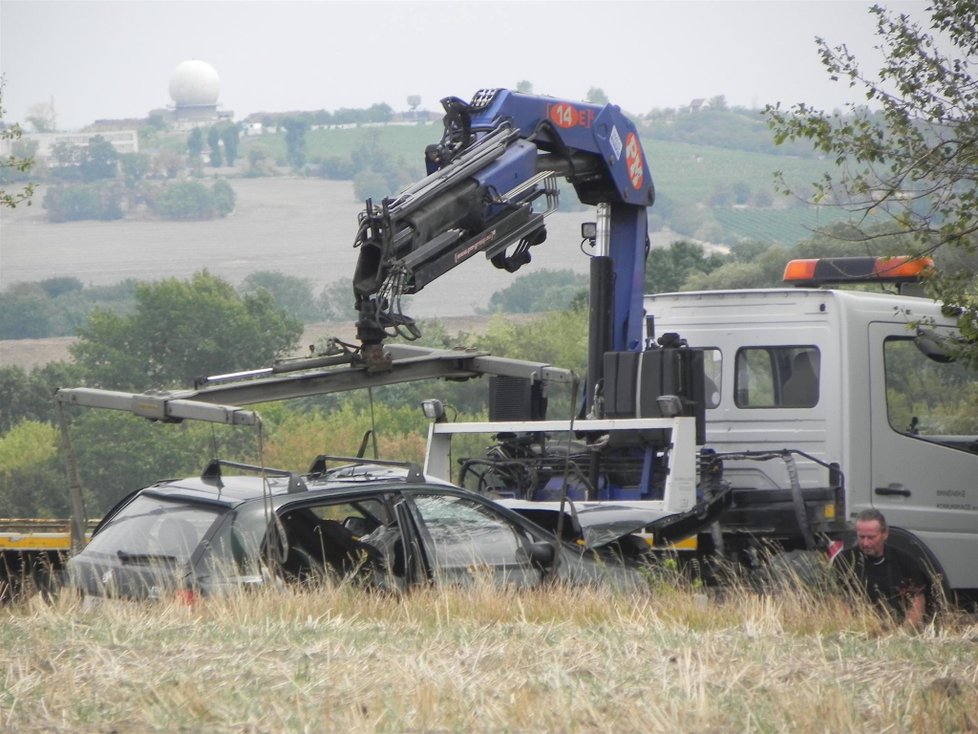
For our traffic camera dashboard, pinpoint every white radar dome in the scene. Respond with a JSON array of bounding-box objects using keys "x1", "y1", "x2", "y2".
[{"x1": 168, "y1": 60, "x2": 221, "y2": 106}]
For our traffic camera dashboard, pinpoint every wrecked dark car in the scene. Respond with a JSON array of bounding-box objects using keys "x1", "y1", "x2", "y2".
[{"x1": 66, "y1": 458, "x2": 655, "y2": 601}]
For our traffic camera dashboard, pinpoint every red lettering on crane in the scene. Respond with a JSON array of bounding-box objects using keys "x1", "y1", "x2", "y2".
[
  {"x1": 549, "y1": 103, "x2": 578, "y2": 128},
  {"x1": 548, "y1": 103, "x2": 594, "y2": 129},
  {"x1": 625, "y1": 132, "x2": 644, "y2": 189}
]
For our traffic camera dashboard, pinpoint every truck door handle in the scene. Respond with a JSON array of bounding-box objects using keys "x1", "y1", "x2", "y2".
[{"x1": 875, "y1": 486, "x2": 912, "y2": 497}]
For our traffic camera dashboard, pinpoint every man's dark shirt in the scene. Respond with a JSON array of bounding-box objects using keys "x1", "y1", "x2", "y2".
[{"x1": 834, "y1": 544, "x2": 929, "y2": 620}]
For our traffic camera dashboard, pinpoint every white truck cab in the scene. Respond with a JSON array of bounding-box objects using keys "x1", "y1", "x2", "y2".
[{"x1": 644, "y1": 257, "x2": 978, "y2": 596}]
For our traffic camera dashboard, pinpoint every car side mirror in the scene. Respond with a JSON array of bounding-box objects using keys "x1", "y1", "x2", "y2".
[
  {"x1": 915, "y1": 327, "x2": 956, "y2": 363},
  {"x1": 527, "y1": 541, "x2": 556, "y2": 570}
]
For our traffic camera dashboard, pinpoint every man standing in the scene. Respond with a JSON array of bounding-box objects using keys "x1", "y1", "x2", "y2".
[{"x1": 833, "y1": 508, "x2": 929, "y2": 627}]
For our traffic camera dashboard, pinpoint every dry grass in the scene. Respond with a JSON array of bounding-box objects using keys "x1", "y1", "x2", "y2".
[{"x1": 2, "y1": 580, "x2": 976, "y2": 733}]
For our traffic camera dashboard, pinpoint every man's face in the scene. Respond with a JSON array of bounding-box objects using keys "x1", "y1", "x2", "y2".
[{"x1": 855, "y1": 519, "x2": 888, "y2": 558}]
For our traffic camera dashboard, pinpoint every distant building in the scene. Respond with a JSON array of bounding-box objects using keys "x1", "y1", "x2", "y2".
[
  {"x1": 153, "y1": 59, "x2": 233, "y2": 129},
  {"x1": 1, "y1": 129, "x2": 139, "y2": 160}
]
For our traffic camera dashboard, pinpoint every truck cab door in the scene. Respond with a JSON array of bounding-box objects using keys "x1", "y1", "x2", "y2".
[{"x1": 868, "y1": 322, "x2": 978, "y2": 590}]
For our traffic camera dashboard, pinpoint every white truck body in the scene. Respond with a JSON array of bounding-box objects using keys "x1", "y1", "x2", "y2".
[{"x1": 644, "y1": 287, "x2": 978, "y2": 592}]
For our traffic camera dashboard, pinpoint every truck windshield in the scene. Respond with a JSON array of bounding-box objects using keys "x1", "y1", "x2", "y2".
[
  {"x1": 85, "y1": 494, "x2": 225, "y2": 564},
  {"x1": 884, "y1": 334, "x2": 978, "y2": 453}
]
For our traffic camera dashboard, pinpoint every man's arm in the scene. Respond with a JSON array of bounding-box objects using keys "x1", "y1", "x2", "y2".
[{"x1": 905, "y1": 589, "x2": 926, "y2": 628}]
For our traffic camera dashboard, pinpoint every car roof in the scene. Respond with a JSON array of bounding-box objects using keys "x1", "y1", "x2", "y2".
[{"x1": 134, "y1": 471, "x2": 467, "y2": 511}]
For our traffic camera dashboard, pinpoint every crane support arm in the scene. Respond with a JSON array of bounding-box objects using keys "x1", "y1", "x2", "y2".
[{"x1": 352, "y1": 89, "x2": 654, "y2": 372}]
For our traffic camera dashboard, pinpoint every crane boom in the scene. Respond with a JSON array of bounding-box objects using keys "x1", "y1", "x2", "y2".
[{"x1": 352, "y1": 89, "x2": 654, "y2": 407}]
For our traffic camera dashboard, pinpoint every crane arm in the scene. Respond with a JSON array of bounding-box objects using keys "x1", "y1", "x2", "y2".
[{"x1": 352, "y1": 89, "x2": 654, "y2": 383}]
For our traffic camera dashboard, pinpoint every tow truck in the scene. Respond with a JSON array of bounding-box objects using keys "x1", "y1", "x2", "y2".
[{"x1": 6, "y1": 89, "x2": 975, "y2": 602}]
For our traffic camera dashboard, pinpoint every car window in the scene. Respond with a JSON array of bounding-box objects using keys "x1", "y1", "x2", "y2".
[
  {"x1": 409, "y1": 493, "x2": 529, "y2": 571},
  {"x1": 735, "y1": 346, "x2": 820, "y2": 408},
  {"x1": 305, "y1": 498, "x2": 389, "y2": 533},
  {"x1": 277, "y1": 498, "x2": 391, "y2": 583},
  {"x1": 85, "y1": 493, "x2": 224, "y2": 564},
  {"x1": 884, "y1": 335, "x2": 978, "y2": 450},
  {"x1": 198, "y1": 509, "x2": 267, "y2": 579},
  {"x1": 703, "y1": 347, "x2": 722, "y2": 409}
]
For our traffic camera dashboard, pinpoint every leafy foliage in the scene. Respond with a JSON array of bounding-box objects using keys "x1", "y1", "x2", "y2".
[
  {"x1": 211, "y1": 179, "x2": 236, "y2": 216},
  {"x1": 241, "y1": 271, "x2": 321, "y2": 323},
  {"x1": 0, "y1": 77, "x2": 37, "y2": 208},
  {"x1": 0, "y1": 279, "x2": 137, "y2": 340},
  {"x1": 69, "y1": 271, "x2": 303, "y2": 391},
  {"x1": 0, "y1": 420, "x2": 66, "y2": 517},
  {"x1": 260, "y1": 402, "x2": 428, "y2": 470},
  {"x1": 155, "y1": 180, "x2": 235, "y2": 220},
  {"x1": 79, "y1": 136, "x2": 119, "y2": 181},
  {"x1": 350, "y1": 132, "x2": 416, "y2": 201},
  {"x1": 207, "y1": 125, "x2": 224, "y2": 167},
  {"x1": 482, "y1": 269, "x2": 587, "y2": 313},
  {"x1": 283, "y1": 118, "x2": 309, "y2": 170},
  {"x1": 186, "y1": 127, "x2": 204, "y2": 159},
  {"x1": 66, "y1": 411, "x2": 258, "y2": 517},
  {"x1": 646, "y1": 241, "x2": 726, "y2": 294},
  {"x1": 0, "y1": 362, "x2": 83, "y2": 432},
  {"x1": 155, "y1": 181, "x2": 214, "y2": 220},
  {"x1": 42, "y1": 182, "x2": 123, "y2": 222},
  {"x1": 765, "y1": 0, "x2": 978, "y2": 356},
  {"x1": 219, "y1": 121, "x2": 240, "y2": 166}
]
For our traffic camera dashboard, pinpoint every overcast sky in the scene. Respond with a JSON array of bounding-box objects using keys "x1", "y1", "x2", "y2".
[{"x1": 2, "y1": 0, "x2": 930, "y2": 131}]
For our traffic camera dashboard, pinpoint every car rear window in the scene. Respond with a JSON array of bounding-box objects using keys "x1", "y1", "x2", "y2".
[{"x1": 85, "y1": 493, "x2": 226, "y2": 564}]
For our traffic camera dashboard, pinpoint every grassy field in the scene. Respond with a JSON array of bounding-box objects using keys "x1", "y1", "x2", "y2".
[
  {"x1": 3, "y1": 581, "x2": 976, "y2": 733},
  {"x1": 236, "y1": 123, "x2": 843, "y2": 249}
]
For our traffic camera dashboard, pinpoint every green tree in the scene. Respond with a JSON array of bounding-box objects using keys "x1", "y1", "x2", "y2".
[
  {"x1": 79, "y1": 135, "x2": 119, "y2": 181},
  {"x1": 586, "y1": 87, "x2": 609, "y2": 106},
  {"x1": 684, "y1": 245, "x2": 790, "y2": 291},
  {"x1": 0, "y1": 421, "x2": 67, "y2": 517},
  {"x1": 282, "y1": 117, "x2": 309, "y2": 169},
  {"x1": 708, "y1": 95, "x2": 729, "y2": 111},
  {"x1": 119, "y1": 152, "x2": 151, "y2": 185},
  {"x1": 350, "y1": 133, "x2": 413, "y2": 198},
  {"x1": 765, "y1": 0, "x2": 978, "y2": 354},
  {"x1": 318, "y1": 155, "x2": 355, "y2": 180},
  {"x1": 206, "y1": 125, "x2": 224, "y2": 167},
  {"x1": 49, "y1": 142, "x2": 81, "y2": 177},
  {"x1": 316, "y1": 278, "x2": 356, "y2": 322},
  {"x1": 42, "y1": 182, "x2": 123, "y2": 222},
  {"x1": 353, "y1": 169, "x2": 390, "y2": 202},
  {"x1": 24, "y1": 100, "x2": 56, "y2": 133},
  {"x1": 245, "y1": 145, "x2": 273, "y2": 177},
  {"x1": 39, "y1": 276, "x2": 84, "y2": 299},
  {"x1": 67, "y1": 412, "x2": 257, "y2": 516},
  {"x1": 516, "y1": 80, "x2": 534, "y2": 94},
  {"x1": 1, "y1": 77, "x2": 36, "y2": 208},
  {"x1": 70, "y1": 271, "x2": 303, "y2": 391},
  {"x1": 483, "y1": 269, "x2": 587, "y2": 314},
  {"x1": 366, "y1": 103, "x2": 393, "y2": 124},
  {"x1": 241, "y1": 271, "x2": 320, "y2": 323},
  {"x1": 0, "y1": 288, "x2": 52, "y2": 338},
  {"x1": 645, "y1": 240, "x2": 727, "y2": 294},
  {"x1": 211, "y1": 179, "x2": 236, "y2": 216},
  {"x1": 186, "y1": 127, "x2": 205, "y2": 160},
  {"x1": 155, "y1": 181, "x2": 214, "y2": 220},
  {"x1": 219, "y1": 122, "x2": 240, "y2": 166},
  {"x1": 0, "y1": 362, "x2": 84, "y2": 432},
  {"x1": 155, "y1": 149, "x2": 184, "y2": 179}
]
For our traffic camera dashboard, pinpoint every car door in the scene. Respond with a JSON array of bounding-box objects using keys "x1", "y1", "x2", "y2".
[
  {"x1": 868, "y1": 322, "x2": 978, "y2": 590},
  {"x1": 275, "y1": 493, "x2": 406, "y2": 588},
  {"x1": 404, "y1": 491, "x2": 545, "y2": 588}
]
